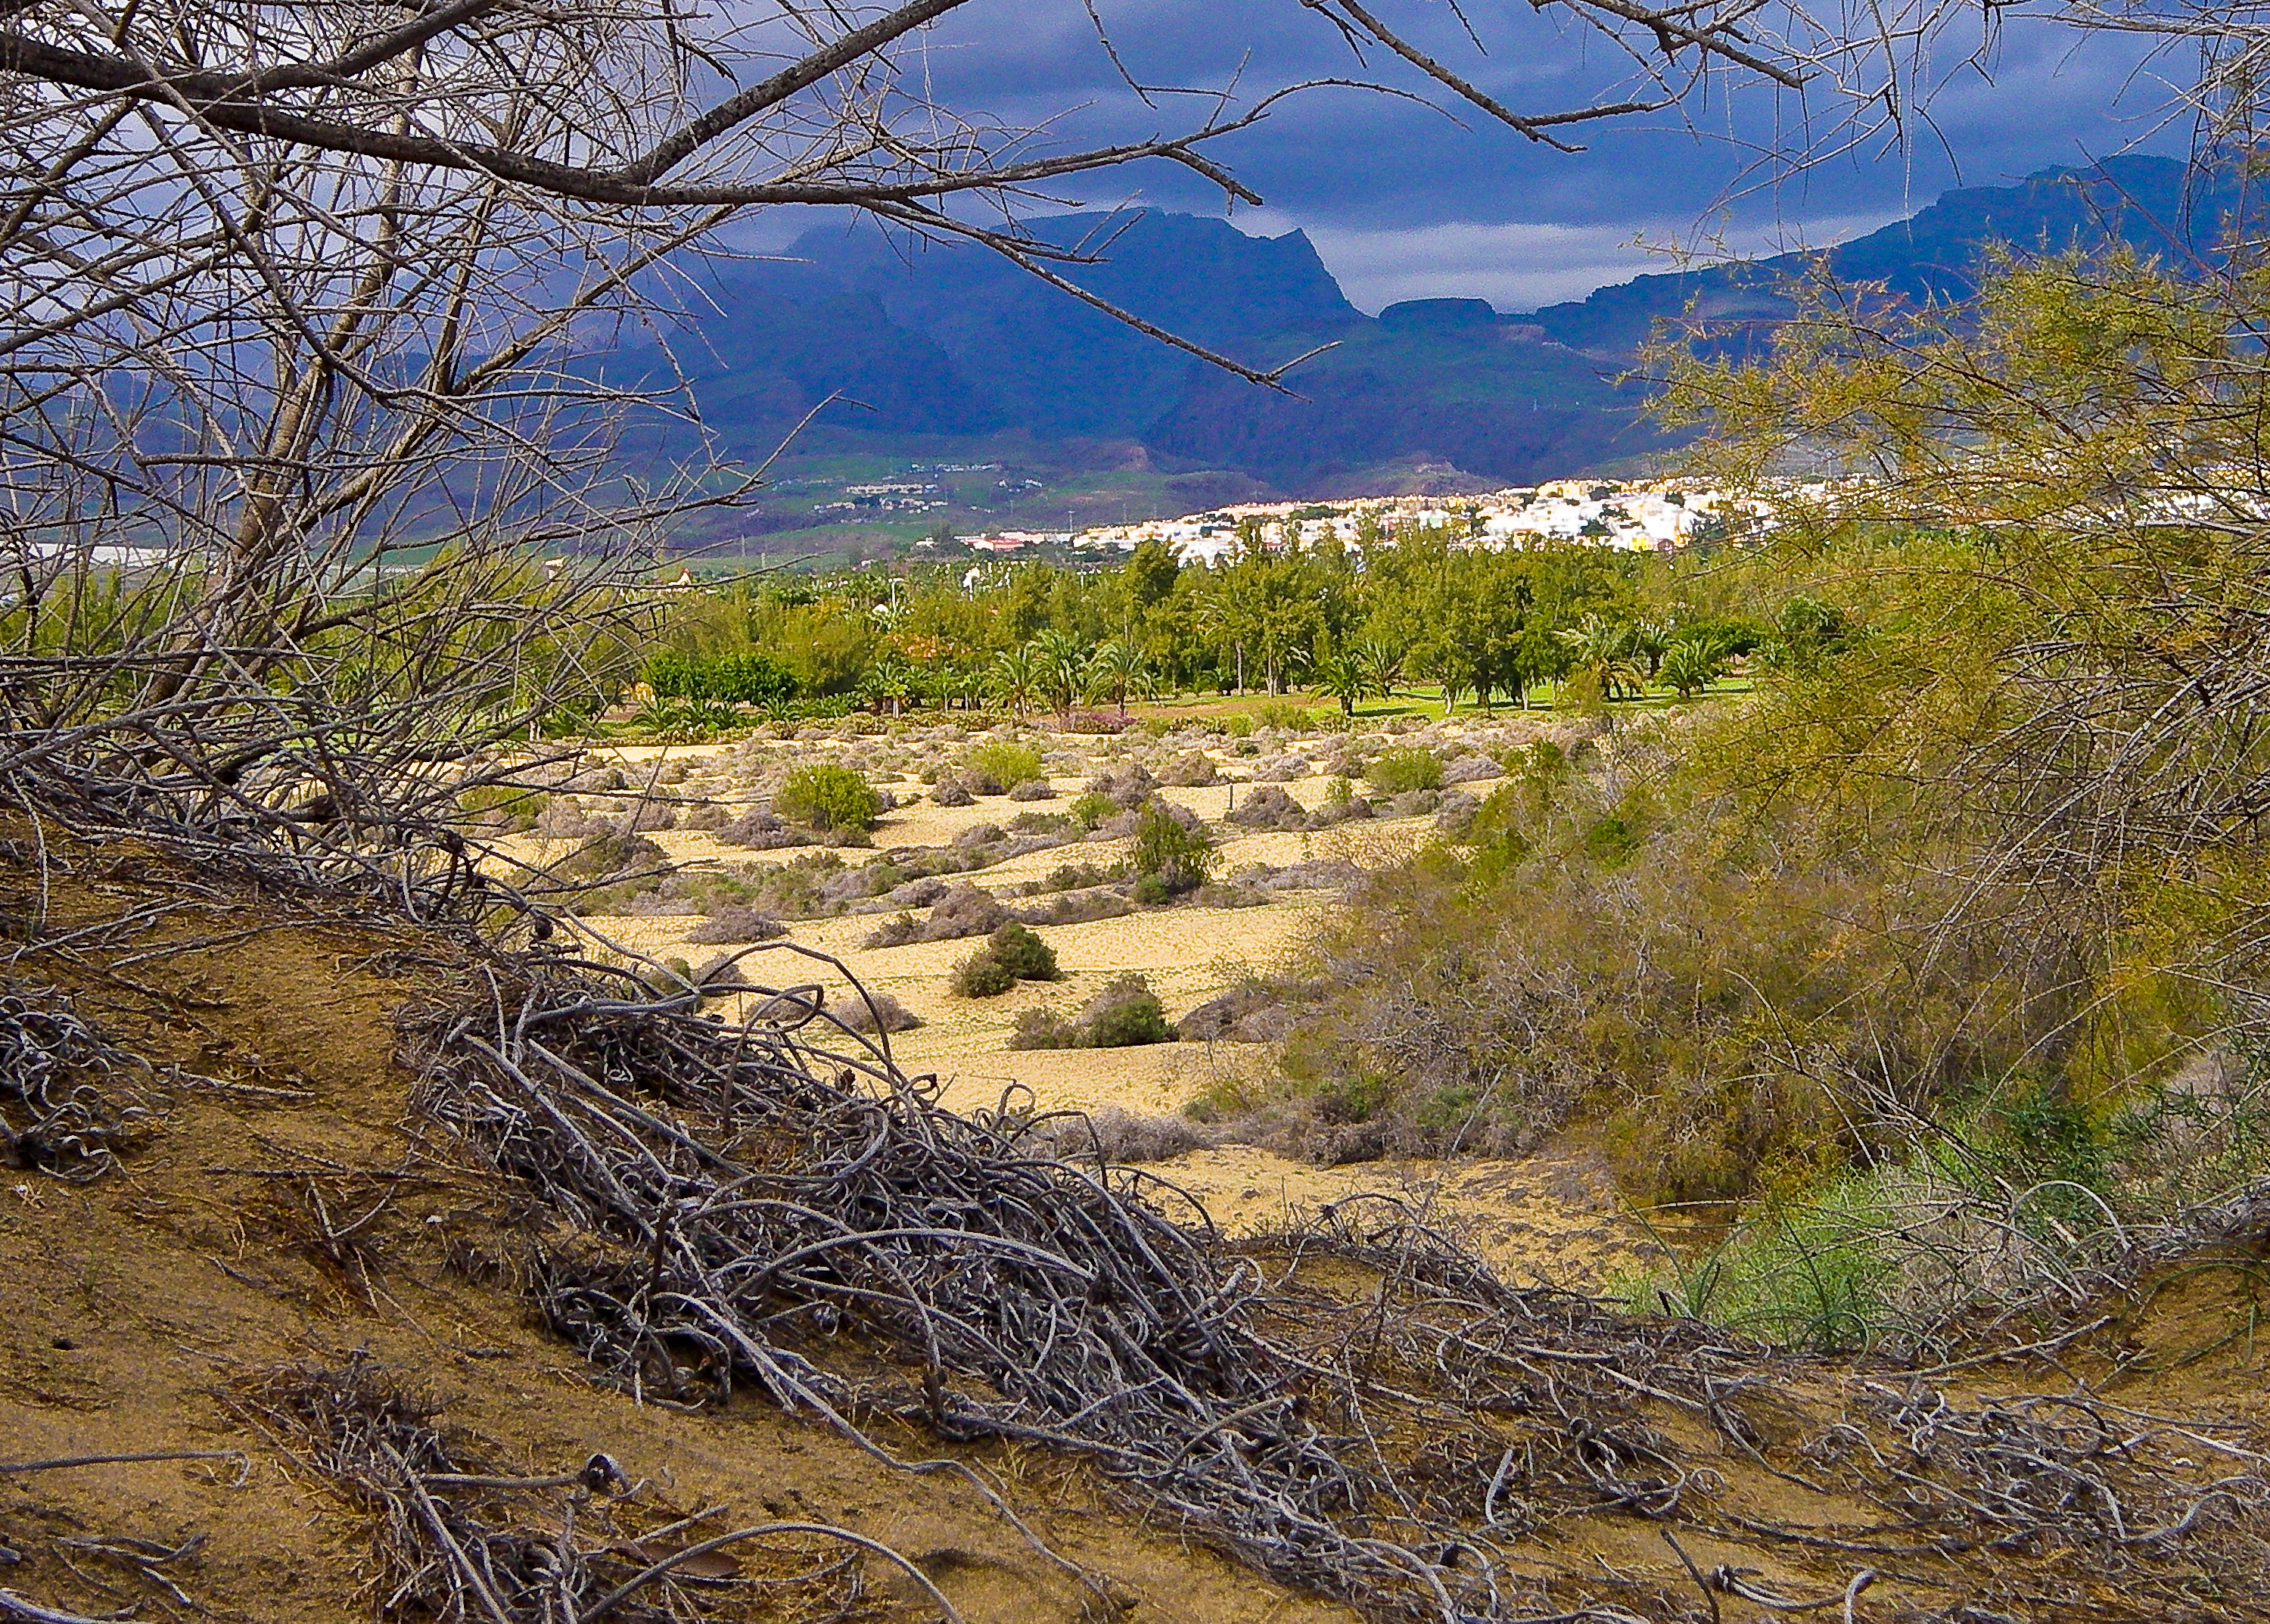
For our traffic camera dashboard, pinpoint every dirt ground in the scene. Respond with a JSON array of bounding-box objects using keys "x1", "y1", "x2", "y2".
[
  {"x1": 0, "y1": 845, "x2": 1356, "y2": 1624},
  {"x1": 7, "y1": 830, "x2": 2270, "y2": 1624}
]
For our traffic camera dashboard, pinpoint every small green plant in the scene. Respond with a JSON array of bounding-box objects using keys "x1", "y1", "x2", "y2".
[
  {"x1": 1009, "y1": 974, "x2": 1172, "y2": 1049},
  {"x1": 1068, "y1": 791, "x2": 1116, "y2": 829},
  {"x1": 1364, "y1": 746, "x2": 1442, "y2": 795},
  {"x1": 965, "y1": 739, "x2": 1046, "y2": 793},
  {"x1": 1081, "y1": 975, "x2": 1172, "y2": 1047},
  {"x1": 1254, "y1": 699, "x2": 1313, "y2": 731},
  {"x1": 1130, "y1": 803, "x2": 1214, "y2": 897},
  {"x1": 774, "y1": 764, "x2": 881, "y2": 832},
  {"x1": 1323, "y1": 774, "x2": 1354, "y2": 810},
  {"x1": 951, "y1": 950, "x2": 1017, "y2": 997},
  {"x1": 1222, "y1": 714, "x2": 1255, "y2": 739},
  {"x1": 985, "y1": 920, "x2": 1061, "y2": 982},
  {"x1": 456, "y1": 782, "x2": 549, "y2": 832}
]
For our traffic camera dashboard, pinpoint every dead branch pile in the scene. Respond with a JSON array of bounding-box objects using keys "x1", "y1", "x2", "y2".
[
  {"x1": 232, "y1": 1354, "x2": 943, "y2": 1624},
  {"x1": 0, "y1": 982, "x2": 155, "y2": 1180},
  {"x1": 407, "y1": 948, "x2": 2270, "y2": 1624}
]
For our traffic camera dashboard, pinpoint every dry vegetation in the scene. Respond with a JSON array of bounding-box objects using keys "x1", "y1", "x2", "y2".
[{"x1": 5, "y1": 826, "x2": 2270, "y2": 1624}]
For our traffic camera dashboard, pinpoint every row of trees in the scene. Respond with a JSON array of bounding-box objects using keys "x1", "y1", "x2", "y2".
[{"x1": 649, "y1": 527, "x2": 1806, "y2": 717}]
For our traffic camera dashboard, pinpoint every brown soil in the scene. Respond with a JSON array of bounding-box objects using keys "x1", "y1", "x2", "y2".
[
  {"x1": 5, "y1": 837, "x2": 2269, "y2": 1623},
  {"x1": 0, "y1": 842, "x2": 1353, "y2": 1624}
]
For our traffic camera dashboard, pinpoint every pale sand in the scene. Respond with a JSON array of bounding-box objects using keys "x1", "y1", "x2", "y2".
[{"x1": 488, "y1": 729, "x2": 1647, "y2": 1284}]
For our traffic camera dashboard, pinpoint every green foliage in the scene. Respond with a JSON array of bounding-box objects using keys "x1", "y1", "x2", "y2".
[
  {"x1": 645, "y1": 649, "x2": 798, "y2": 705},
  {"x1": 1083, "y1": 975, "x2": 1173, "y2": 1047},
  {"x1": 1364, "y1": 746, "x2": 1441, "y2": 795},
  {"x1": 1657, "y1": 635, "x2": 1730, "y2": 698},
  {"x1": 457, "y1": 782, "x2": 549, "y2": 832},
  {"x1": 1129, "y1": 804, "x2": 1215, "y2": 896},
  {"x1": 966, "y1": 739, "x2": 1045, "y2": 792},
  {"x1": 985, "y1": 920, "x2": 1062, "y2": 982},
  {"x1": 1068, "y1": 792, "x2": 1116, "y2": 829},
  {"x1": 774, "y1": 764, "x2": 880, "y2": 832},
  {"x1": 1009, "y1": 974, "x2": 1173, "y2": 1050},
  {"x1": 951, "y1": 951, "x2": 1017, "y2": 997}
]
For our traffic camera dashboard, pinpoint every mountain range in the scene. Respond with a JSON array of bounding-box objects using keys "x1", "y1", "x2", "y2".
[{"x1": 652, "y1": 154, "x2": 2225, "y2": 504}]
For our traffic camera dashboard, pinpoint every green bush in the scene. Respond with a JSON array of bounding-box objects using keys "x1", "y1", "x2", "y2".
[
  {"x1": 986, "y1": 920, "x2": 1061, "y2": 982},
  {"x1": 1008, "y1": 974, "x2": 1173, "y2": 1050},
  {"x1": 1254, "y1": 699, "x2": 1314, "y2": 731},
  {"x1": 1068, "y1": 792, "x2": 1116, "y2": 829},
  {"x1": 951, "y1": 951, "x2": 1016, "y2": 997},
  {"x1": 1365, "y1": 746, "x2": 1442, "y2": 795},
  {"x1": 1222, "y1": 714, "x2": 1255, "y2": 739},
  {"x1": 1129, "y1": 803, "x2": 1214, "y2": 896},
  {"x1": 966, "y1": 739, "x2": 1046, "y2": 792},
  {"x1": 645, "y1": 649, "x2": 799, "y2": 706},
  {"x1": 457, "y1": 782, "x2": 548, "y2": 832},
  {"x1": 774, "y1": 764, "x2": 881, "y2": 832},
  {"x1": 1081, "y1": 975, "x2": 1172, "y2": 1047}
]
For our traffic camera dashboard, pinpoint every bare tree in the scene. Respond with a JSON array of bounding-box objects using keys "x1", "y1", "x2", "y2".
[{"x1": 0, "y1": 0, "x2": 2019, "y2": 907}]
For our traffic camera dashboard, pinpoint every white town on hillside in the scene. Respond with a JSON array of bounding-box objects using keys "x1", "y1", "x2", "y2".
[{"x1": 931, "y1": 478, "x2": 1777, "y2": 564}]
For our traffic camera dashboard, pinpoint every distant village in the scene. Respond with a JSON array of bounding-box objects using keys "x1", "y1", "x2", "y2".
[{"x1": 932, "y1": 478, "x2": 1765, "y2": 564}]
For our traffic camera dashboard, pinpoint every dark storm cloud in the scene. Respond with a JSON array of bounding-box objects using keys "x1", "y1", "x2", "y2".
[{"x1": 739, "y1": 1, "x2": 2189, "y2": 306}]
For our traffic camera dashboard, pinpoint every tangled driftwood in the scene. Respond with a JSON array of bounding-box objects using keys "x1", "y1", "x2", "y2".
[{"x1": 400, "y1": 941, "x2": 2270, "y2": 1624}]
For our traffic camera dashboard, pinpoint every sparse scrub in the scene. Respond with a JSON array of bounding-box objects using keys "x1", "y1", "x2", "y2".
[
  {"x1": 1129, "y1": 801, "x2": 1214, "y2": 901},
  {"x1": 774, "y1": 763, "x2": 881, "y2": 832},
  {"x1": 1009, "y1": 974, "x2": 1173, "y2": 1050},
  {"x1": 1364, "y1": 745, "x2": 1442, "y2": 795}
]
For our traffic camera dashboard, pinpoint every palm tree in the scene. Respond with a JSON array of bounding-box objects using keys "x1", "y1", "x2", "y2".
[
  {"x1": 1357, "y1": 636, "x2": 1406, "y2": 699},
  {"x1": 1554, "y1": 614, "x2": 1646, "y2": 700},
  {"x1": 1658, "y1": 635, "x2": 1730, "y2": 700},
  {"x1": 1086, "y1": 639, "x2": 1147, "y2": 720},
  {"x1": 989, "y1": 644, "x2": 1040, "y2": 717},
  {"x1": 1312, "y1": 648, "x2": 1370, "y2": 717},
  {"x1": 1033, "y1": 629, "x2": 1088, "y2": 720}
]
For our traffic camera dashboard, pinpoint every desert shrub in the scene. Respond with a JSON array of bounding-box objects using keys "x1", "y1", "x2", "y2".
[
  {"x1": 931, "y1": 777, "x2": 976, "y2": 807},
  {"x1": 1087, "y1": 761, "x2": 1157, "y2": 808},
  {"x1": 985, "y1": 920, "x2": 1060, "y2": 982},
  {"x1": 774, "y1": 764, "x2": 880, "y2": 832},
  {"x1": 1223, "y1": 714, "x2": 1255, "y2": 739},
  {"x1": 686, "y1": 906, "x2": 785, "y2": 944},
  {"x1": 1130, "y1": 801, "x2": 1214, "y2": 898},
  {"x1": 835, "y1": 989, "x2": 924, "y2": 1033},
  {"x1": 1007, "y1": 1006, "x2": 1081, "y2": 1049},
  {"x1": 714, "y1": 807, "x2": 808, "y2": 849},
  {"x1": 1226, "y1": 783, "x2": 1304, "y2": 830},
  {"x1": 1254, "y1": 699, "x2": 1314, "y2": 731},
  {"x1": 950, "y1": 951, "x2": 1017, "y2": 997},
  {"x1": 1007, "y1": 778, "x2": 1056, "y2": 801},
  {"x1": 1081, "y1": 975, "x2": 1173, "y2": 1047},
  {"x1": 1019, "y1": 888, "x2": 1132, "y2": 926},
  {"x1": 1365, "y1": 746, "x2": 1443, "y2": 795},
  {"x1": 1068, "y1": 792, "x2": 1116, "y2": 829},
  {"x1": 1022, "y1": 1107, "x2": 1212, "y2": 1163},
  {"x1": 1036, "y1": 861, "x2": 1115, "y2": 892},
  {"x1": 1158, "y1": 751, "x2": 1221, "y2": 787},
  {"x1": 1009, "y1": 975, "x2": 1173, "y2": 1050},
  {"x1": 557, "y1": 829, "x2": 665, "y2": 881},
  {"x1": 966, "y1": 739, "x2": 1044, "y2": 792}
]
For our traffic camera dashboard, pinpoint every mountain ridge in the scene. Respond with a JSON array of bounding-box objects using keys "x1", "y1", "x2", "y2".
[{"x1": 662, "y1": 154, "x2": 2206, "y2": 504}]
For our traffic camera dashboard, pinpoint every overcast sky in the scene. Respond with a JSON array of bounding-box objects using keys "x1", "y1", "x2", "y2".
[{"x1": 772, "y1": 0, "x2": 2191, "y2": 311}]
